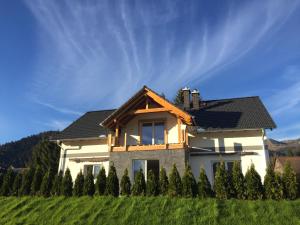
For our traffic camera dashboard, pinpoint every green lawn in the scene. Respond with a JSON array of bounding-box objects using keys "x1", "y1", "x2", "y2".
[{"x1": 0, "y1": 197, "x2": 299, "y2": 225}]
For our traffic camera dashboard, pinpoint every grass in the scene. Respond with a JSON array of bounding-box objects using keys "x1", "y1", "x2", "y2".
[{"x1": 0, "y1": 197, "x2": 299, "y2": 225}]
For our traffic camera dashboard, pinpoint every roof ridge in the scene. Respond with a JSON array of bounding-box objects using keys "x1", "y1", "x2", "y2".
[
  {"x1": 204, "y1": 96, "x2": 259, "y2": 102},
  {"x1": 86, "y1": 109, "x2": 116, "y2": 113}
]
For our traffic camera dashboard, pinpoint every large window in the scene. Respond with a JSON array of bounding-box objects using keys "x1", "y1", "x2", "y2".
[
  {"x1": 84, "y1": 164, "x2": 103, "y2": 177},
  {"x1": 132, "y1": 159, "x2": 159, "y2": 180},
  {"x1": 141, "y1": 121, "x2": 165, "y2": 145}
]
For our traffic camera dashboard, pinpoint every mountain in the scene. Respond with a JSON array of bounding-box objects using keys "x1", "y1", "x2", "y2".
[
  {"x1": 267, "y1": 137, "x2": 300, "y2": 157},
  {"x1": 0, "y1": 131, "x2": 59, "y2": 168}
]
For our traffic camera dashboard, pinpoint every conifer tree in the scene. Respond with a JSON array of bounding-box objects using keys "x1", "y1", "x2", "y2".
[
  {"x1": 61, "y1": 168, "x2": 73, "y2": 197},
  {"x1": 168, "y1": 164, "x2": 182, "y2": 197},
  {"x1": 282, "y1": 162, "x2": 298, "y2": 200},
  {"x1": 20, "y1": 167, "x2": 35, "y2": 196},
  {"x1": 213, "y1": 162, "x2": 230, "y2": 199},
  {"x1": 73, "y1": 170, "x2": 84, "y2": 197},
  {"x1": 264, "y1": 163, "x2": 282, "y2": 199},
  {"x1": 173, "y1": 88, "x2": 184, "y2": 106},
  {"x1": 1, "y1": 168, "x2": 15, "y2": 196},
  {"x1": 95, "y1": 167, "x2": 106, "y2": 195},
  {"x1": 12, "y1": 173, "x2": 23, "y2": 196},
  {"x1": 105, "y1": 165, "x2": 119, "y2": 197},
  {"x1": 245, "y1": 164, "x2": 264, "y2": 200},
  {"x1": 159, "y1": 167, "x2": 169, "y2": 195},
  {"x1": 146, "y1": 170, "x2": 159, "y2": 196},
  {"x1": 232, "y1": 161, "x2": 245, "y2": 199},
  {"x1": 120, "y1": 168, "x2": 131, "y2": 196},
  {"x1": 31, "y1": 166, "x2": 43, "y2": 195},
  {"x1": 40, "y1": 170, "x2": 53, "y2": 197},
  {"x1": 51, "y1": 170, "x2": 63, "y2": 196},
  {"x1": 198, "y1": 168, "x2": 213, "y2": 198},
  {"x1": 0, "y1": 173, "x2": 4, "y2": 190},
  {"x1": 132, "y1": 169, "x2": 146, "y2": 196},
  {"x1": 83, "y1": 169, "x2": 95, "y2": 196},
  {"x1": 182, "y1": 164, "x2": 197, "y2": 197}
]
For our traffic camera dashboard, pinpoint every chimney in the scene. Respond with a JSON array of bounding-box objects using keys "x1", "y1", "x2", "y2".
[
  {"x1": 191, "y1": 89, "x2": 200, "y2": 110},
  {"x1": 182, "y1": 87, "x2": 190, "y2": 110}
]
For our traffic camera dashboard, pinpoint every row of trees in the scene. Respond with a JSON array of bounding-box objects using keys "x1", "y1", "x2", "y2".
[{"x1": 0, "y1": 161, "x2": 298, "y2": 200}]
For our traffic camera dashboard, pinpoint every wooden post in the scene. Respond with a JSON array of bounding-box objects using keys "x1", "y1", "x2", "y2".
[
  {"x1": 108, "y1": 133, "x2": 112, "y2": 151},
  {"x1": 177, "y1": 117, "x2": 182, "y2": 143},
  {"x1": 185, "y1": 129, "x2": 189, "y2": 146},
  {"x1": 115, "y1": 124, "x2": 119, "y2": 146},
  {"x1": 164, "y1": 128, "x2": 168, "y2": 145},
  {"x1": 124, "y1": 129, "x2": 127, "y2": 151}
]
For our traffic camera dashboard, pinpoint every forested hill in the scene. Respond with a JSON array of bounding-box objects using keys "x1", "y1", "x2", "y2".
[{"x1": 0, "y1": 131, "x2": 59, "y2": 168}]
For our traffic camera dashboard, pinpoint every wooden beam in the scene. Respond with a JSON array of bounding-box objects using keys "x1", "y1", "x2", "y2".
[
  {"x1": 124, "y1": 129, "x2": 127, "y2": 149},
  {"x1": 115, "y1": 124, "x2": 119, "y2": 146},
  {"x1": 164, "y1": 128, "x2": 168, "y2": 144},
  {"x1": 108, "y1": 133, "x2": 112, "y2": 151},
  {"x1": 133, "y1": 108, "x2": 170, "y2": 114},
  {"x1": 177, "y1": 117, "x2": 182, "y2": 143}
]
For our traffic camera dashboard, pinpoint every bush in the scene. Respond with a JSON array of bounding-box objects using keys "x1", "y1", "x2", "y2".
[
  {"x1": 282, "y1": 162, "x2": 298, "y2": 200},
  {"x1": 0, "y1": 173, "x2": 4, "y2": 189},
  {"x1": 105, "y1": 165, "x2": 119, "y2": 197},
  {"x1": 146, "y1": 170, "x2": 159, "y2": 196},
  {"x1": 12, "y1": 173, "x2": 23, "y2": 196},
  {"x1": 168, "y1": 164, "x2": 182, "y2": 197},
  {"x1": 31, "y1": 166, "x2": 43, "y2": 195},
  {"x1": 40, "y1": 170, "x2": 53, "y2": 197},
  {"x1": 74, "y1": 170, "x2": 84, "y2": 197},
  {"x1": 232, "y1": 161, "x2": 245, "y2": 199},
  {"x1": 182, "y1": 164, "x2": 197, "y2": 197},
  {"x1": 245, "y1": 164, "x2": 263, "y2": 200},
  {"x1": 95, "y1": 167, "x2": 106, "y2": 195},
  {"x1": 20, "y1": 167, "x2": 35, "y2": 196},
  {"x1": 132, "y1": 169, "x2": 146, "y2": 196},
  {"x1": 51, "y1": 170, "x2": 63, "y2": 196},
  {"x1": 61, "y1": 168, "x2": 73, "y2": 197},
  {"x1": 264, "y1": 163, "x2": 284, "y2": 200},
  {"x1": 198, "y1": 168, "x2": 213, "y2": 198},
  {"x1": 159, "y1": 167, "x2": 169, "y2": 195},
  {"x1": 83, "y1": 169, "x2": 95, "y2": 196},
  {"x1": 214, "y1": 162, "x2": 230, "y2": 199},
  {"x1": 120, "y1": 168, "x2": 131, "y2": 196},
  {"x1": 1, "y1": 168, "x2": 15, "y2": 196}
]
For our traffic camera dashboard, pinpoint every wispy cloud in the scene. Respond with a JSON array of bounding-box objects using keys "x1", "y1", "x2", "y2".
[{"x1": 36, "y1": 119, "x2": 71, "y2": 131}]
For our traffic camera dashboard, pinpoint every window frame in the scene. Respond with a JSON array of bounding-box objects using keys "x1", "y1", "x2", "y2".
[
  {"x1": 139, "y1": 119, "x2": 166, "y2": 145},
  {"x1": 132, "y1": 159, "x2": 159, "y2": 181},
  {"x1": 83, "y1": 163, "x2": 104, "y2": 177},
  {"x1": 211, "y1": 160, "x2": 241, "y2": 182}
]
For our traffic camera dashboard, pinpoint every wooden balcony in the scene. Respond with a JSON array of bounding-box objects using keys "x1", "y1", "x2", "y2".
[{"x1": 111, "y1": 143, "x2": 186, "y2": 152}]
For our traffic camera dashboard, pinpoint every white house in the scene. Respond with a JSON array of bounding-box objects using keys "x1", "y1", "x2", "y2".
[{"x1": 54, "y1": 86, "x2": 276, "y2": 184}]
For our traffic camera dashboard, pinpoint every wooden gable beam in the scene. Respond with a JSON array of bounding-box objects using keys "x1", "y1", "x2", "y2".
[{"x1": 133, "y1": 108, "x2": 170, "y2": 114}]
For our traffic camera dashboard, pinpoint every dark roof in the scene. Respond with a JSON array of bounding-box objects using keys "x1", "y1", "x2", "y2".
[
  {"x1": 54, "y1": 109, "x2": 115, "y2": 140},
  {"x1": 55, "y1": 96, "x2": 276, "y2": 140},
  {"x1": 187, "y1": 96, "x2": 276, "y2": 130}
]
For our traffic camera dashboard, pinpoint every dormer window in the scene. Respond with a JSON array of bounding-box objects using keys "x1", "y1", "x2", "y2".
[{"x1": 141, "y1": 121, "x2": 165, "y2": 145}]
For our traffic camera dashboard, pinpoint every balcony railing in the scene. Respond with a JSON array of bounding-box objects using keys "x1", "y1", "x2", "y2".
[{"x1": 111, "y1": 143, "x2": 186, "y2": 152}]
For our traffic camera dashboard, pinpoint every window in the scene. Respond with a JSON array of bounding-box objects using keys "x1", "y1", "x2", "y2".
[
  {"x1": 84, "y1": 164, "x2": 103, "y2": 177},
  {"x1": 132, "y1": 159, "x2": 159, "y2": 180},
  {"x1": 141, "y1": 121, "x2": 165, "y2": 145},
  {"x1": 212, "y1": 161, "x2": 239, "y2": 178}
]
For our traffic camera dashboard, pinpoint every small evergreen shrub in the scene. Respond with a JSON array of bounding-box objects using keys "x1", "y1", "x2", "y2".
[
  {"x1": 232, "y1": 161, "x2": 245, "y2": 199},
  {"x1": 12, "y1": 173, "x2": 23, "y2": 196},
  {"x1": 51, "y1": 170, "x2": 63, "y2": 196},
  {"x1": 31, "y1": 166, "x2": 43, "y2": 195},
  {"x1": 132, "y1": 169, "x2": 146, "y2": 196},
  {"x1": 146, "y1": 170, "x2": 159, "y2": 196},
  {"x1": 83, "y1": 169, "x2": 95, "y2": 196},
  {"x1": 182, "y1": 164, "x2": 197, "y2": 197},
  {"x1": 264, "y1": 163, "x2": 284, "y2": 200},
  {"x1": 105, "y1": 165, "x2": 119, "y2": 197},
  {"x1": 198, "y1": 168, "x2": 213, "y2": 198},
  {"x1": 245, "y1": 164, "x2": 264, "y2": 200},
  {"x1": 120, "y1": 168, "x2": 131, "y2": 196},
  {"x1": 96, "y1": 167, "x2": 106, "y2": 195},
  {"x1": 168, "y1": 164, "x2": 182, "y2": 197},
  {"x1": 0, "y1": 173, "x2": 4, "y2": 190},
  {"x1": 1, "y1": 168, "x2": 15, "y2": 196},
  {"x1": 20, "y1": 167, "x2": 35, "y2": 196},
  {"x1": 213, "y1": 162, "x2": 230, "y2": 199},
  {"x1": 282, "y1": 162, "x2": 298, "y2": 200},
  {"x1": 159, "y1": 167, "x2": 169, "y2": 195},
  {"x1": 74, "y1": 170, "x2": 84, "y2": 197},
  {"x1": 61, "y1": 168, "x2": 73, "y2": 197},
  {"x1": 40, "y1": 170, "x2": 53, "y2": 197}
]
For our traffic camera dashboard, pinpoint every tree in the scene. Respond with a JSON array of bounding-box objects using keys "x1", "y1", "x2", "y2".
[
  {"x1": 213, "y1": 162, "x2": 230, "y2": 199},
  {"x1": 159, "y1": 167, "x2": 169, "y2": 195},
  {"x1": 83, "y1": 169, "x2": 95, "y2": 196},
  {"x1": 73, "y1": 170, "x2": 84, "y2": 197},
  {"x1": 168, "y1": 164, "x2": 182, "y2": 197},
  {"x1": 51, "y1": 170, "x2": 63, "y2": 196},
  {"x1": 1, "y1": 168, "x2": 15, "y2": 196},
  {"x1": 61, "y1": 168, "x2": 73, "y2": 197},
  {"x1": 12, "y1": 173, "x2": 23, "y2": 196},
  {"x1": 232, "y1": 161, "x2": 245, "y2": 199},
  {"x1": 20, "y1": 167, "x2": 35, "y2": 196},
  {"x1": 146, "y1": 170, "x2": 159, "y2": 196},
  {"x1": 282, "y1": 162, "x2": 298, "y2": 200},
  {"x1": 244, "y1": 164, "x2": 264, "y2": 200},
  {"x1": 0, "y1": 173, "x2": 4, "y2": 190},
  {"x1": 120, "y1": 168, "x2": 131, "y2": 196},
  {"x1": 95, "y1": 167, "x2": 106, "y2": 195},
  {"x1": 198, "y1": 168, "x2": 213, "y2": 198},
  {"x1": 173, "y1": 88, "x2": 184, "y2": 106},
  {"x1": 132, "y1": 169, "x2": 146, "y2": 196},
  {"x1": 105, "y1": 165, "x2": 119, "y2": 197},
  {"x1": 182, "y1": 164, "x2": 197, "y2": 197},
  {"x1": 31, "y1": 166, "x2": 43, "y2": 195},
  {"x1": 40, "y1": 170, "x2": 53, "y2": 197},
  {"x1": 264, "y1": 163, "x2": 284, "y2": 200}
]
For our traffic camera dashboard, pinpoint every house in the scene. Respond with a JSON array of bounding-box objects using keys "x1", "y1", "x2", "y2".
[
  {"x1": 274, "y1": 157, "x2": 300, "y2": 180},
  {"x1": 54, "y1": 86, "x2": 276, "y2": 184}
]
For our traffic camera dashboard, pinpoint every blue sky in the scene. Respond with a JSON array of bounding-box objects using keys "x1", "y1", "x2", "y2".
[{"x1": 0, "y1": 0, "x2": 300, "y2": 144}]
